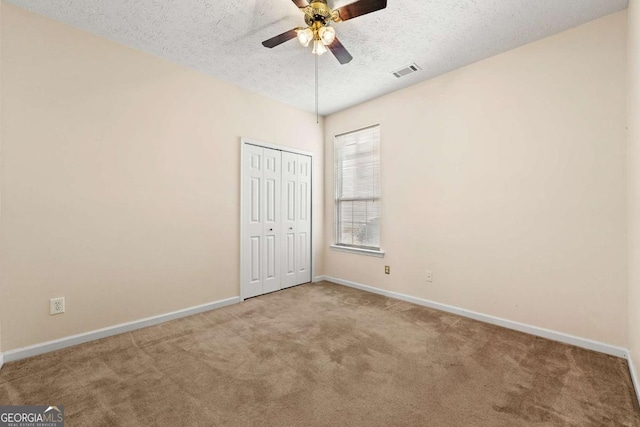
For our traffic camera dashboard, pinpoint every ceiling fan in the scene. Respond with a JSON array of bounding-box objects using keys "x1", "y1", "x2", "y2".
[{"x1": 262, "y1": 0, "x2": 388, "y2": 64}]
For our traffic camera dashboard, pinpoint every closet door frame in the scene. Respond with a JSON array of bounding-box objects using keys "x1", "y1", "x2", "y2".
[{"x1": 240, "y1": 137, "x2": 314, "y2": 301}]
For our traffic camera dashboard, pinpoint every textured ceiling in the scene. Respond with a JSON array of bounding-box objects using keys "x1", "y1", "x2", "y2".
[{"x1": 5, "y1": 0, "x2": 629, "y2": 115}]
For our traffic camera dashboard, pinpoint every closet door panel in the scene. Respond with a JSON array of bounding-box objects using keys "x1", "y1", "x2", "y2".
[
  {"x1": 262, "y1": 147, "x2": 282, "y2": 294},
  {"x1": 281, "y1": 151, "x2": 299, "y2": 289},
  {"x1": 243, "y1": 145, "x2": 265, "y2": 299},
  {"x1": 296, "y1": 155, "x2": 312, "y2": 284}
]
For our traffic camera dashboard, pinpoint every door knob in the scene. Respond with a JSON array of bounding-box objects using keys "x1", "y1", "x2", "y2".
[
  {"x1": 289, "y1": 227, "x2": 293, "y2": 230},
  {"x1": 269, "y1": 228, "x2": 273, "y2": 232}
]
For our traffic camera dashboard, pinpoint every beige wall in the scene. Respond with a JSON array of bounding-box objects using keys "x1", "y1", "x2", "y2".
[
  {"x1": 629, "y1": 0, "x2": 640, "y2": 375},
  {"x1": 0, "y1": 2, "x2": 632, "y2": 357},
  {"x1": 324, "y1": 12, "x2": 628, "y2": 346},
  {"x1": 0, "y1": 0, "x2": 3, "y2": 356},
  {"x1": 0, "y1": 3, "x2": 324, "y2": 351}
]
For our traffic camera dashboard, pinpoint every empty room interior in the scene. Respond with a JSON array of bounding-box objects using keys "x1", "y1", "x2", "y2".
[{"x1": 1, "y1": 0, "x2": 640, "y2": 425}]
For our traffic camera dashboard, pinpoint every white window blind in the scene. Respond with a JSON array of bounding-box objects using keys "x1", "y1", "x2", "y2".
[{"x1": 335, "y1": 125, "x2": 381, "y2": 250}]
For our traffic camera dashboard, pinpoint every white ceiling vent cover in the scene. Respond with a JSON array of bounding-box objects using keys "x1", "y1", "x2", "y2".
[{"x1": 393, "y1": 63, "x2": 422, "y2": 78}]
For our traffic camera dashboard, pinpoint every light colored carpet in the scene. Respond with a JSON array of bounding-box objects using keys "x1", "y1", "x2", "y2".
[{"x1": 0, "y1": 281, "x2": 638, "y2": 426}]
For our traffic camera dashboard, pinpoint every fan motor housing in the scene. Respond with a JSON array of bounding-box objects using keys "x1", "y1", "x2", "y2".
[{"x1": 304, "y1": 1, "x2": 333, "y2": 26}]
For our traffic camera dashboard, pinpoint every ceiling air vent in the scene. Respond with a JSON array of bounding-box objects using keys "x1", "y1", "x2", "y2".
[{"x1": 393, "y1": 63, "x2": 421, "y2": 78}]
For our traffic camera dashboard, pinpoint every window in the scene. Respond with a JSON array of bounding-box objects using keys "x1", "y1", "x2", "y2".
[{"x1": 333, "y1": 125, "x2": 382, "y2": 256}]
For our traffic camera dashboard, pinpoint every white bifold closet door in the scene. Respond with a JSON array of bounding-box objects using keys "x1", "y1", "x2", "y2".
[
  {"x1": 243, "y1": 145, "x2": 282, "y2": 299},
  {"x1": 281, "y1": 151, "x2": 311, "y2": 289},
  {"x1": 243, "y1": 144, "x2": 311, "y2": 299}
]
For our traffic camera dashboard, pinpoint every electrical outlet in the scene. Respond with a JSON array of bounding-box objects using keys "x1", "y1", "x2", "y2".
[
  {"x1": 50, "y1": 297, "x2": 65, "y2": 315},
  {"x1": 385, "y1": 265, "x2": 390, "y2": 275},
  {"x1": 426, "y1": 271, "x2": 433, "y2": 282}
]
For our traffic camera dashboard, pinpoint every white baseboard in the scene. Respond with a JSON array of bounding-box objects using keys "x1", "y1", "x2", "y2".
[
  {"x1": 1, "y1": 296, "x2": 241, "y2": 364},
  {"x1": 627, "y1": 351, "x2": 640, "y2": 406},
  {"x1": 2, "y1": 278, "x2": 638, "y2": 408},
  {"x1": 324, "y1": 276, "x2": 629, "y2": 359}
]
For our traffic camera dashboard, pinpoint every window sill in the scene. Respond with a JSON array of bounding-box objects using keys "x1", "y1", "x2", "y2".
[{"x1": 330, "y1": 245, "x2": 385, "y2": 258}]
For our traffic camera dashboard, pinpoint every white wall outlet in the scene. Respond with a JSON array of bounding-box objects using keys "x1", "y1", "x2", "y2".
[
  {"x1": 426, "y1": 271, "x2": 433, "y2": 282},
  {"x1": 50, "y1": 297, "x2": 65, "y2": 315}
]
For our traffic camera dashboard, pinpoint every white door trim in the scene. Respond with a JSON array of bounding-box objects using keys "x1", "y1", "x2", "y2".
[
  {"x1": 243, "y1": 137, "x2": 314, "y2": 157},
  {"x1": 240, "y1": 137, "x2": 314, "y2": 301}
]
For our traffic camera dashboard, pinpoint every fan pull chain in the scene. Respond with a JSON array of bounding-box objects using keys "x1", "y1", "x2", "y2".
[{"x1": 315, "y1": 53, "x2": 319, "y2": 124}]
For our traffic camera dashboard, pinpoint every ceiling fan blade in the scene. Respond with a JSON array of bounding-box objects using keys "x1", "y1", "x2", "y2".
[
  {"x1": 262, "y1": 28, "x2": 298, "y2": 48},
  {"x1": 335, "y1": 0, "x2": 387, "y2": 21},
  {"x1": 292, "y1": 0, "x2": 308, "y2": 7},
  {"x1": 328, "y1": 37, "x2": 353, "y2": 64}
]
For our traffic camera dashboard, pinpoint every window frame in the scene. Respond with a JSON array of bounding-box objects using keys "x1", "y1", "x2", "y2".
[{"x1": 332, "y1": 124, "x2": 384, "y2": 258}]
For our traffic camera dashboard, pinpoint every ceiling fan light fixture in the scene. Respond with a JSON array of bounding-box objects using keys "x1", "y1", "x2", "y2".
[
  {"x1": 312, "y1": 39, "x2": 328, "y2": 55},
  {"x1": 318, "y1": 26, "x2": 336, "y2": 46},
  {"x1": 296, "y1": 27, "x2": 313, "y2": 47},
  {"x1": 262, "y1": 0, "x2": 387, "y2": 64}
]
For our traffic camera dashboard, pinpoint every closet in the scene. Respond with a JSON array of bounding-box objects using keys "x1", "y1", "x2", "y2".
[{"x1": 242, "y1": 141, "x2": 312, "y2": 299}]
